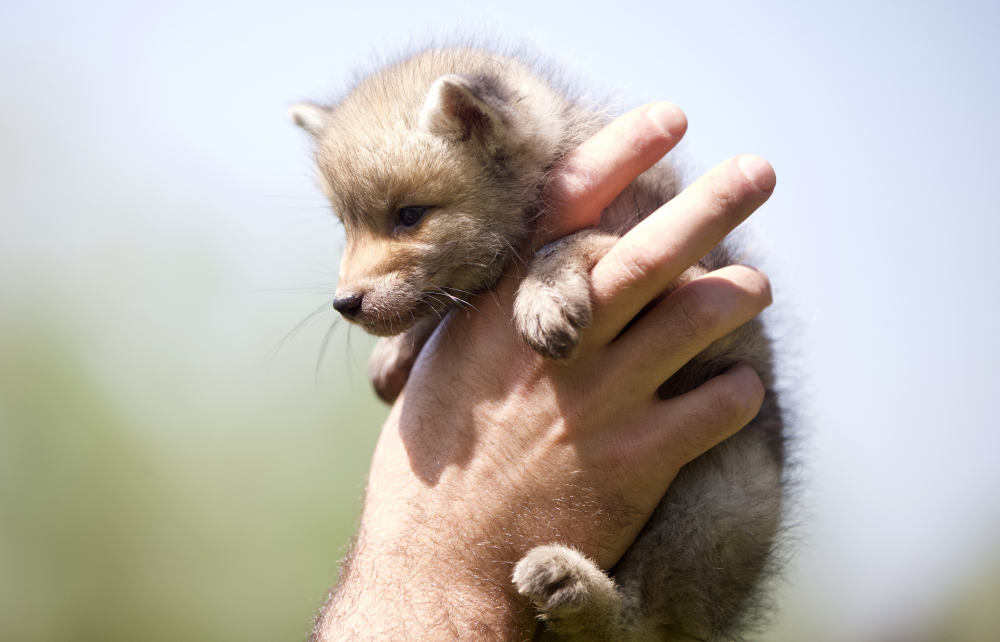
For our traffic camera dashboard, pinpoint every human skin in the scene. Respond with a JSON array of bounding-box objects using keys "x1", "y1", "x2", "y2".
[{"x1": 311, "y1": 103, "x2": 777, "y2": 641}]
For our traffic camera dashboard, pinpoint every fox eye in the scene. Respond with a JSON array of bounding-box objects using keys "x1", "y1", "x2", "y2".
[{"x1": 397, "y1": 206, "x2": 427, "y2": 227}]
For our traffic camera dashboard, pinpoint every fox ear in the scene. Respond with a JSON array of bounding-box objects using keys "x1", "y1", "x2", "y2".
[
  {"x1": 420, "y1": 75, "x2": 505, "y2": 150},
  {"x1": 289, "y1": 103, "x2": 331, "y2": 138}
]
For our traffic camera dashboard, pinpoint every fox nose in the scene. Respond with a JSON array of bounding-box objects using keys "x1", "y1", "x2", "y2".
[{"x1": 332, "y1": 293, "x2": 363, "y2": 318}]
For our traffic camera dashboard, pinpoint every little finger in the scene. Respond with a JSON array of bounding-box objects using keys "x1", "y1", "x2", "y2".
[{"x1": 628, "y1": 363, "x2": 766, "y2": 489}]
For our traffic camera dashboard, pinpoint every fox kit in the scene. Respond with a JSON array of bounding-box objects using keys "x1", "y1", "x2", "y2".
[{"x1": 291, "y1": 47, "x2": 787, "y2": 641}]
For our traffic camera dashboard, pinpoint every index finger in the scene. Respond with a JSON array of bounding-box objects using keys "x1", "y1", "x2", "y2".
[
  {"x1": 537, "y1": 102, "x2": 688, "y2": 245},
  {"x1": 587, "y1": 155, "x2": 776, "y2": 346}
]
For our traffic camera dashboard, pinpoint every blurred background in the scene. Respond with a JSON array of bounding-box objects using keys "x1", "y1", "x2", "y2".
[{"x1": 1, "y1": 1, "x2": 998, "y2": 640}]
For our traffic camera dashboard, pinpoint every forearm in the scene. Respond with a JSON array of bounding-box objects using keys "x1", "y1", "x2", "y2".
[
  {"x1": 312, "y1": 412, "x2": 539, "y2": 641},
  {"x1": 312, "y1": 518, "x2": 536, "y2": 641}
]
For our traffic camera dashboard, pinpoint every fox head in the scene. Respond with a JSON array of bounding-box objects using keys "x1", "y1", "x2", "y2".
[{"x1": 290, "y1": 50, "x2": 585, "y2": 336}]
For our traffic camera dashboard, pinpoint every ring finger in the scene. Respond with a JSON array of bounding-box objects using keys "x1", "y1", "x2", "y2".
[{"x1": 606, "y1": 264, "x2": 772, "y2": 396}]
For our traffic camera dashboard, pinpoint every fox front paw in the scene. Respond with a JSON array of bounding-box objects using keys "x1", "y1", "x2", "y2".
[{"x1": 513, "y1": 268, "x2": 592, "y2": 361}]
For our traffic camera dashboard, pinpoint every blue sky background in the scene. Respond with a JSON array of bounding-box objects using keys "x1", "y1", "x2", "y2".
[{"x1": 1, "y1": 1, "x2": 998, "y2": 640}]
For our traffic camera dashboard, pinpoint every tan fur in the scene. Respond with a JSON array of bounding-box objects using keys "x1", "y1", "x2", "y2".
[
  {"x1": 290, "y1": 48, "x2": 602, "y2": 339},
  {"x1": 292, "y1": 45, "x2": 788, "y2": 642}
]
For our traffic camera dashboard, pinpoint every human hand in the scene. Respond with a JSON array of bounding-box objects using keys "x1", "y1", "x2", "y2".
[{"x1": 313, "y1": 103, "x2": 776, "y2": 641}]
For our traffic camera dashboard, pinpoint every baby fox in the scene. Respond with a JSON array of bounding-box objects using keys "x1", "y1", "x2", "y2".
[{"x1": 291, "y1": 47, "x2": 787, "y2": 642}]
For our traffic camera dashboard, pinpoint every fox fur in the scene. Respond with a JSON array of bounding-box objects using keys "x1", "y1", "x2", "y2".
[{"x1": 291, "y1": 46, "x2": 787, "y2": 642}]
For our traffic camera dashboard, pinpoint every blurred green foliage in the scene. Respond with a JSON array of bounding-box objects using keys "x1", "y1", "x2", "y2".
[{"x1": 0, "y1": 320, "x2": 386, "y2": 641}]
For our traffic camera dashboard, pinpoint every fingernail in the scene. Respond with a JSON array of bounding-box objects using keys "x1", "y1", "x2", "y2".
[
  {"x1": 737, "y1": 155, "x2": 776, "y2": 193},
  {"x1": 646, "y1": 102, "x2": 686, "y2": 138}
]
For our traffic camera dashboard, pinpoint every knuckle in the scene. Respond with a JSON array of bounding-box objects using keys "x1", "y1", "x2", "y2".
[
  {"x1": 707, "y1": 181, "x2": 745, "y2": 225},
  {"x1": 711, "y1": 370, "x2": 763, "y2": 426},
  {"x1": 712, "y1": 380, "x2": 748, "y2": 423},
  {"x1": 623, "y1": 110, "x2": 669, "y2": 153},
  {"x1": 674, "y1": 421, "x2": 715, "y2": 457},
  {"x1": 547, "y1": 160, "x2": 597, "y2": 211},
  {"x1": 670, "y1": 285, "x2": 720, "y2": 341},
  {"x1": 617, "y1": 244, "x2": 658, "y2": 284}
]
